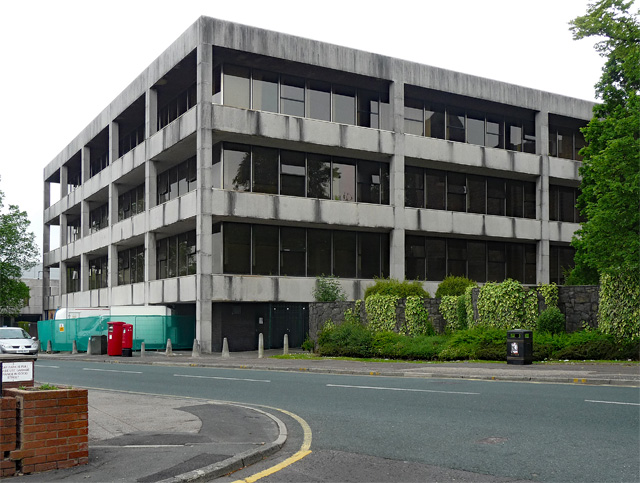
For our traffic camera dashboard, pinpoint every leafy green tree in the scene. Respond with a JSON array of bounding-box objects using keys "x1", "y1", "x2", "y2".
[
  {"x1": 0, "y1": 180, "x2": 39, "y2": 316},
  {"x1": 568, "y1": 0, "x2": 640, "y2": 283}
]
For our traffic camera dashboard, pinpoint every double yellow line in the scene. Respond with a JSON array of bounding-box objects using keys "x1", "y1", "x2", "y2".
[{"x1": 233, "y1": 406, "x2": 313, "y2": 483}]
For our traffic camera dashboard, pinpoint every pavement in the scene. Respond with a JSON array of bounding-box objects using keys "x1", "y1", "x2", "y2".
[{"x1": 10, "y1": 349, "x2": 639, "y2": 482}]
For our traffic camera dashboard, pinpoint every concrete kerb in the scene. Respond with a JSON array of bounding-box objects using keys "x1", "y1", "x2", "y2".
[{"x1": 156, "y1": 402, "x2": 288, "y2": 483}]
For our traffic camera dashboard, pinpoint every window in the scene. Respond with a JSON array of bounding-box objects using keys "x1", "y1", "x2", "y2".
[
  {"x1": 550, "y1": 185, "x2": 581, "y2": 222},
  {"x1": 405, "y1": 236, "x2": 426, "y2": 280},
  {"x1": 280, "y1": 227, "x2": 306, "y2": 276},
  {"x1": 223, "y1": 65, "x2": 250, "y2": 109},
  {"x1": 252, "y1": 147, "x2": 278, "y2": 194},
  {"x1": 280, "y1": 150, "x2": 306, "y2": 197},
  {"x1": 549, "y1": 120, "x2": 586, "y2": 160},
  {"x1": 446, "y1": 108, "x2": 466, "y2": 143},
  {"x1": 223, "y1": 223, "x2": 251, "y2": 274},
  {"x1": 308, "y1": 80, "x2": 331, "y2": 121},
  {"x1": 158, "y1": 83, "x2": 197, "y2": 129},
  {"x1": 90, "y1": 150, "x2": 109, "y2": 178},
  {"x1": 89, "y1": 204, "x2": 108, "y2": 233},
  {"x1": 333, "y1": 231, "x2": 356, "y2": 278},
  {"x1": 156, "y1": 231, "x2": 196, "y2": 280},
  {"x1": 333, "y1": 85, "x2": 356, "y2": 125},
  {"x1": 118, "y1": 245, "x2": 144, "y2": 285},
  {"x1": 118, "y1": 183, "x2": 145, "y2": 221},
  {"x1": 467, "y1": 112, "x2": 485, "y2": 146},
  {"x1": 119, "y1": 123, "x2": 145, "y2": 158},
  {"x1": 89, "y1": 256, "x2": 108, "y2": 290},
  {"x1": 332, "y1": 158, "x2": 356, "y2": 202},
  {"x1": 307, "y1": 229, "x2": 332, "y2": 277},
  {"x1": 506, "y1": 180, "x2": 524, "y2": 218},
  {"x1": 223, "y1": 144, "x2": 250, "y2": 192},
  {"x1": 467, "y1": 175, "x2": 486, "y2": 214},
  {"x1": 357, "y1": 161, "x2": 382, "y2": 204},
  {"x1": 550, "y1": 245, "x2": 575, "y2": 285},
  {"x1": 307, "y1": 154, "x2": 331, "y2": 199},
  {"x1": 405, "y1": 98, "x2": 424, "y2": 136},
  {"x1": 358, "y1": 233, "x2": 383, "y2": 279},
  {"x1": 66, "y1": 218, "x2": 81, "y2": 243},
  {"x1": 157, "y1": 157, "x2": 197, "y2": 204},
  {"x1": 252, "y1": 70, "x2": 279, "y2": 113},
  {"x1": 281, "y1": 76, "x2": 305, "y2": 117},
  {"x1": 66, "y1": 265, "x2": 80, "y2": 293},
  {"x1": 487, "y1": 178, "x2": 506, "y2": 216},
  {"x1": 447, "y1": 172, "x2": 466, "y2": 212},
  {"x1": 425, "y1": 170, "x2": 446, "y2": 210},
  {"x1": 252, "y1": 225, "x2": 279, "y2": 275}
]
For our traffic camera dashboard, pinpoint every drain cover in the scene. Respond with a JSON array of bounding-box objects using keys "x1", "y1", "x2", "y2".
[{"x1": 476, "y1": 437, "x2": 509, "y2": 445}]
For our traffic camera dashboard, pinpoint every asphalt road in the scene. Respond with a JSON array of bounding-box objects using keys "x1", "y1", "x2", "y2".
[{"x1": 35, "y1": 360, "x2": 640, "y2": 482}]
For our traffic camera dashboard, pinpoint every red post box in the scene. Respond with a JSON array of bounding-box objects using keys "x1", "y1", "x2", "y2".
[
  {"x1": 107, "y1": 322, "x2": 125, "y2": 356},
  {"x1": 122, "y1": 324, "x2": 133, "y2": 357}
]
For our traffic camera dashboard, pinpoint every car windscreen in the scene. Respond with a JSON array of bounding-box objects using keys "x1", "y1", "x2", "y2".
[{"x1": 0, "y1": 328, "x2": 29, "y2": 339}]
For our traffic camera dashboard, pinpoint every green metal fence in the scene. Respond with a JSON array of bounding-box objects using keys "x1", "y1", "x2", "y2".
[{"x1": 37, "y1": 315, "x2": 195, "y2": 352}]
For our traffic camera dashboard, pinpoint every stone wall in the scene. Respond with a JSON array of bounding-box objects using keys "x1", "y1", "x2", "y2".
[
  {"x1": 308, "y1": 286, "x2": 599, "y2": 341},
  {"x1": 558, "y1": 286, "x2": 599, "y2": 332}
]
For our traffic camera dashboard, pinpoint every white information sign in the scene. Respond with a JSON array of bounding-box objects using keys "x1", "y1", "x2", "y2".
[{"x1": 2, "y1": 361, "x2": 34, "y2": 382}]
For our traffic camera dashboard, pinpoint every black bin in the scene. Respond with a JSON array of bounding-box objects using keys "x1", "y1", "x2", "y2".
[
  {"x1": 507, "y1": 329, "x2": 533, "y2": 365},
  {"x1": 89, "y1": 335, "x2": 107, "y2": 355}
]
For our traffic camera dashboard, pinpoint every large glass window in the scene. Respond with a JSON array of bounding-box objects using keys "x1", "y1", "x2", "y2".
[
  {"x1": 467, "y1": 175, "x2": 486, "y2": 214},
  {"x1": 118, "y1": 184, "x2": 145, "y2": 221},
  {"x1": 405, "y1": 166, "x2": 424, "y2": 208},
  {"x1": 307, "y1": 229, "x2": 332, "y2": 276},
  {"x1": 405, "y1": 236, "x2": 426, "y2": 280},
  {"x1": 333, "y1": 85, "x2": 356, "y2": 125},
  {"x1": 223, "y1": 144, "x2": 251, "y2": 192},
  {"x1": 332, "y1": 158, "x2": 356, "y2": 202},
  {"x1": 156, "y1": 231, "x2": 196, "y2": 280},
  {"x1": 405, "y1": 99, "x2": 424, "y2": 136},
  {"x1": 280, "y1": 227, "x2": 306, "y2": 276},
  {"x1": 307, "y1": 154, "x2": 332, "y2": 199},
  {"x1": 358, "y1": 233, "x2": 382, "y2": 279},
  {"x1": 118, "y1": 245, "x2": 144, "y2": 285},
  {"x1": 89, "y1": 204, "x2": 109, "y2": 233},
  {"x1": 487, "y1": 178, "x2": 506, "y2": 216},
  {"x1": 252, "y1": 70, "x2": 279, "y2": 113},
  {"x1": 550, "y1": 245, "x2": 575, "y2": 285},
  {"x1": 425, "y1": 104, "x2": 446, "y2": 139},
  {"x1": 252, "y1": 147, "x2": 278, "y2": 194},
  {"x1": 425, "y1": 169, "x2": 446, "y2": 210},
  {"x1": 447, "y1": 172, "x2": 466, "y2": 212},
  {"x1": 89, "y1": 256, "x2": 108, "y2": 290},
  {"x1": 157, "y1": 157, "x2": 197, "y2": 204},
  {"x1": 280, "y1": 150, "x2": 306, "y2": 197},
  {"x1": 467, "y1": 112, "x2": 485, "y2": 146},
  {"x1": 308, "y1": 81, "x2": 331, "y2": 121},
  {"x1": 446, "y1": 108, "x2": 466, "y2": 143},
  {"x1": 426, "y1": 238, "x2": 446, "y2": 281},
  {"x1": 223, "y1": 223, "x2": 251, "y2": 274},
  {"x1": 281, "y1": 76, "x2": 305, "y2": 117},
  {"x1": 333, "y1": 231, "x2": 356, "y2": 278},
  {"x1": 252, "y1": 225, "x2": 279, "y2": 275},
  {"x1": 223, "y1": 65, "x2": 250, "y2": 109}
]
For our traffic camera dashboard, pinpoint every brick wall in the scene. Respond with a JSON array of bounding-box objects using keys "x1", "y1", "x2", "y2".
[
  {"x1": 1, "y1": 387, "x2": 88, "y2": 476},
  {"x1": 0, "y1": 397, "x2": 17, "y2": 477}
]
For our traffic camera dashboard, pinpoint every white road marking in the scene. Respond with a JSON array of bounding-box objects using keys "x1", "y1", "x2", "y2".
[
  {"x1": 174, "y1": 374, "x2": 270, "y2": 383},
  {"x1": 327, "y1": 383, "x2": 479, "y2": 395},
  {"x1": 36, "y1": 365, "x2": 60, "y2": 368},
  {"x1": 585, "y1": 399, "x2": 640, "y2": 406},
  {"x1": 83, "y1": 368, "x2": 142, "y2": 374}
]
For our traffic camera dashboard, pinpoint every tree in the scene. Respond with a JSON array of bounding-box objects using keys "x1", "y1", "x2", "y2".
[
  {"x1": 0, "y1": 179, "x2": 39, "y2": 316},
  {"x1": 567, "y1": 0, "x2": 640, "y2": 283}
]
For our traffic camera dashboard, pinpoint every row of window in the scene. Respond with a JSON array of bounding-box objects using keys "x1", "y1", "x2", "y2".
[
  {"x1": 118, "y1": 184, "x2": 145, "y2": 221},
  {"x1": 216, "y1": 143, "x2": 390, "y2": 204},
  {"x1": 550, "y1": 245, "x2": 575, "y2": 285},
  {"x1": 550, "y1": 185, "x2": 582, "y2": 223},
  {"x1": 158, "y1": 83, "x2": 197, "y2": 130},
  {"x1": 405, "y1": 167, "x2": 536, "y2": 218},
  {"x1": 88, "y1": 256, "x2": 108, "y2": 290},
  {"x1": 214, "y1": 223, "x2": 389, "y2": 279},
  {"x1": 404, "y1": 98, "x2": 537, "y2": 153},
  {"x1": 156, "y1": 231, "x2": 197, "y2": 280},
  {"x1": 89, "y1": 204, "x2": 109, "y2": 233},
  {"x1": 89, "y1": 150, "x2": 109, "y2": 178},
  {"x1": 118, "y1": 245, "x2": 145, "y2": 285},
  {"x1": 158, "y1": 157, "x2": 197, "y2": 205},
  {"x1": 549, "y1": 125, "x2": 585, "y2": 161},
  {"x1": 214, "y1": 64, "x2": 391, "y2": 130},
  {"x1": 406, "y1": 236, "x2": 537, "y2": 284},
  {"x1": 119, "y1": 124, "x2": 145, "y2": 158}
]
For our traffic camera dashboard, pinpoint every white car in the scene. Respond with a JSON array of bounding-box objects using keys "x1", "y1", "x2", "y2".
[{"x1": 0, "y1": 327, "x2": 39, "y2": 357}]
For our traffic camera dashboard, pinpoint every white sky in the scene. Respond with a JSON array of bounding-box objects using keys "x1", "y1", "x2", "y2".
[{"x1": 0, "y1": 0, "x2": 609, "y2": 254}]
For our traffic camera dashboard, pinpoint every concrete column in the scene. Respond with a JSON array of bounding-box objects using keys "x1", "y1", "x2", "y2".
[
  {"x1": 145, "y1": 159, "x2": 157, "y2": 211},
  {"x1": 145, "y1": 231, "x2": 157, "y2": 283},
  {"x1": 109, "y1": 182, "x2": 119, "y2": 229},
  {"x1": 146, "y1": 88, "x2": 158, "y2": 138},
  {"x1": 60, "y1": 213, "x2": 68, "y2": 246},
  {"x1": 44, "y1": 180, "x2": 51, "y2": 210},
  {"x1": 535, "y1": 110, "x2": 551, "y2": 284},
  {"x1": 60, "y1": 165, "x2": 68, "y2": 199},
  {"x1": 60, "y1": 261, "x2": 67, "y2": 295},
  {"x1": 109, "y1": 121, "x2": 119, "y2": 163},
  {"x1": 389, "y1": 77, "x2": 406, "y2": 280},
  {"x1": 81, "y1": 146, "x2": 91, "y2": 183},
  {"x1": 196, "y1": 41, "x2": 214, "y2": 352},
  {"x1": 81, "y1": 254, "x2": 89, "y2": 292},
  {"x1": 42, "y1": 266, "x2": 51, "y2": 317},
  {"x1": 108, "y1": 244, "x2": 118, "y2": 288},
  {"x1": 81, "y1": 200, "x2": 90, "y2": 238}
]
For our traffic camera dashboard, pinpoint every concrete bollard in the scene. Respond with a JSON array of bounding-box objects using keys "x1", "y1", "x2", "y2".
[
  {"x1": 283, "y1": 334, "x2": 289, "y2": 355},
  {"x1": 222, "y1": 338, "x2": 230, "y2": 359},
  {"x1": 140, "y1": 341, "x2": 146, "y2": 358},
  {"x1": 87, "y1": 340, "x2": 93, "y2": 356},
  {"x1": 258, "y1": 333, "x2": 264, "y2": 359},
  {"x1": 46, "y1": 340, "x2": 52, "y2": 353},
  {"x1": 192, "y1": 339, "x2": 201, "y2": 358},
  {"x1": 165, "y1": 338, "x2": 173, "y2": 356},
  {"x1": 72, "y1": 340, "x2": 78, "y2": 354}
]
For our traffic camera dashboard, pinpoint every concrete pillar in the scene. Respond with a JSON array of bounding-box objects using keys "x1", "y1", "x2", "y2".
[
  {"x1": 535, "y1": 110, "x2": 551, "y2": 284},
  {"x1": 81, "y1": 200, "x2": 90, "y2": 238},
  {"x1": 44, "y1": 179, "x2": 51, "y2": 210},
  {"x1": 389, "y1": 77, "x2": 406, "y2": 280},
  {"x1": 81, "y1": 146, "x2": 91, "y2": 183},
  {"x1": 109, "y1": 121, "x2": 119, "y2": 163},
  {"x1": 108, "y1": 244, "x2": 118, "y2": 289},
  {"x1": 81, "y1": 254, "x2": 89, "y2": 292},
  {"x1": 60, "y1": 213, "x2": 68, "y2": 247},
  {"x1": 196, "y1": 40, "x2": 214, "y2": 352},
  {"x1": 146, "y1": 88, "x2": 158, "y2": 138},
  {"x1": 60, "y1": 261, "x2": 67, "y2": 295},
  {"x1": 145, "y1": 159, "x2": 157, "y2": 211},
  {"x1": 60, "y1": 165, "x2": 68, "y2": 199},
  {"x1": 144, "y1": 231, "x2": 157, "y2": 303}
]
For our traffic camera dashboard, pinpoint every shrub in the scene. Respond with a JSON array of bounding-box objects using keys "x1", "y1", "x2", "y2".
[
  {"x1": 439, "y1": 326, "x2": 506, "y2": 361},
  {"x1": 313, "y1": 276, "x2": 346, "y2": 302},
  {"x1": 439, "y1": 296, "x2": 459, "y2": 331},
  {"x1": 317, "y1": 318, "x2": 373, "y2": 357},
  {"x1": 475, "y1": 279, "x2": 538, "y2": 329},
  {"x1": 364, "y1": 278, "x2": 429, "y2": 299},
  {"x1": 598, "y1": 269, "x2": 640, "y2": 341},
  {"x1": 537, "y1": 307, "x2": 566, "y2": 335},
  {"x1": 435, "y1": 275, "x2": 477, "y2": 298},
  {"x1": 403, "y1": 296, "x2": 435, "y2": 336},
  {"x1": 365, "y1": 294, "x2": 399, "y2": 332},
  {"x1": 456, "y1": 295, "x2": 468, "y2": 330}
]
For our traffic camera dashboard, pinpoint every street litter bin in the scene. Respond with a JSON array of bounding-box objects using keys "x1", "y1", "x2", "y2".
[
  {"x1": 89, "y1": 335, "x2": 107, "y2": 355},
  {"x1": 107, "y1": 322, "x2": 126, "y2": 356},
  {"x1": 121, "y1": 324, "x2": 133, "y2": 357},
  {"x1": 507, "y1": 329, "x2": 533, "y2": 365}
]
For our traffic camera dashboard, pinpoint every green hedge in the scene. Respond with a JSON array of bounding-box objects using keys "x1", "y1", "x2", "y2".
[{"x1": 599, "y1": 269, "x2": 640, "y2": 341}]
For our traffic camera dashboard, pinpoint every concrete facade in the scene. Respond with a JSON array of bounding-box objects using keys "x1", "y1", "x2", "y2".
[{"x1": 42, "y1": 17, "x2": 593, "y2": 352}]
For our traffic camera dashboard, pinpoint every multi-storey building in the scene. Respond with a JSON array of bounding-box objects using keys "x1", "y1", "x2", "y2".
[{"x1": 42, "y1": 17, "x2": 592, "y2": 352}]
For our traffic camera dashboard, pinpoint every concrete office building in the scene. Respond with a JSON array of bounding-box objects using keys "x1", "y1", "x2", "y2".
[{"x1": 42, "y1": 17, "x2": 592, "y2": 352}]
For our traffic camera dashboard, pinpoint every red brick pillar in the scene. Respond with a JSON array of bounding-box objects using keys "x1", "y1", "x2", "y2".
[
  {"x1": 0, "y1": 397, "x2": 17, "y2": 477},
  {"x1": 4, "y1": 387, "x2": 89, "y2": 474}
]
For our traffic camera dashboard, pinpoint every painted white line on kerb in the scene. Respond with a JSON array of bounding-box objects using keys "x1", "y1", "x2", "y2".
[
  {"x1": 174, "y1": 374, "x2": 271, "y2": 383},
  {"x1": 585, "y1": 399, "x2": 640, "y2": 406},
  {"x1": 83, "y1": 368, "x2": 143, "y2": 374},
  {"x1": 327, "y1": 384, "x2": 479, "y2": 395},
  {"x1": 36, "y1": 365, "x2": 60, "y2": 369}
]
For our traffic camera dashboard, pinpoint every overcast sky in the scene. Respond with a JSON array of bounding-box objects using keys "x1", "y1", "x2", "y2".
[{"x1": 0, "y1": 0, "x2": 610, "y2": 254}]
